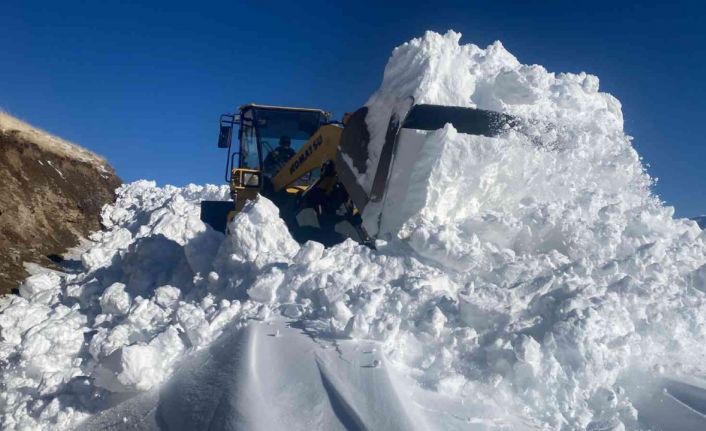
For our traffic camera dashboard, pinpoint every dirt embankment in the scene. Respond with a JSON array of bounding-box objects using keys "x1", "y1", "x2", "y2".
[{"x1": 0, "y1": 113, "x2": 121, "y2": 294}]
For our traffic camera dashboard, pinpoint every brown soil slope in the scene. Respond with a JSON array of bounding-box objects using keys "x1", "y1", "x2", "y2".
[{"x1": 0, "y1": 112, "x2": 121, "y2": 293}]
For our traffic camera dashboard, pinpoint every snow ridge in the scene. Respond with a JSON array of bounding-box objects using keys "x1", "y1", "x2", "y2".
[{"x1": 693, "y1": 215, "x2": 706, "y2": 229}]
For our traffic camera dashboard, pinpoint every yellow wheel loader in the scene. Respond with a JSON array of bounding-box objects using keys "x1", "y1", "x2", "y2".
[{"x1": 200, "y1": 102, "x2": 515, "y2": 246}]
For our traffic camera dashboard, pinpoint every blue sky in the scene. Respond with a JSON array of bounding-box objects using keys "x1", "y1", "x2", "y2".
[{"x1": 1, "y1": 1, "x2": 704, "y2": 216}]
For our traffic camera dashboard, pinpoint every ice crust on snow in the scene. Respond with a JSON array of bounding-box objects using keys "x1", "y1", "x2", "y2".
[{"x1": 2, "y1": 31, "x2": 706, "y2": 430}]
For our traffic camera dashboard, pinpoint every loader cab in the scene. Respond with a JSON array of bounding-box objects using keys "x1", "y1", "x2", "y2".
[
  {"x1": 219, "y1": 104, "x2": 330, "y2": 186},
  {"x1": 208, "y1": 103, "x2": 356, "y2": 242}
]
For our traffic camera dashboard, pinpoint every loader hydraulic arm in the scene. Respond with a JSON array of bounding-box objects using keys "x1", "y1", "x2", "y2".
[{"x1": 270, "y1": 123, "x2": 343, "y2": 192}]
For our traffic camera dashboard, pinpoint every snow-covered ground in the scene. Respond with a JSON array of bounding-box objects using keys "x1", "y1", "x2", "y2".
[{"x1": 2, "y1": 31, "x2": 706, "y2": 430}]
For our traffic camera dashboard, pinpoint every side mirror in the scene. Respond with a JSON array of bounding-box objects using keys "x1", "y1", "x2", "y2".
[
  {"x1": 218, "y1": 125, "x2": 232, "y2": 148},
  {"x1": 218, "y1": 113, "x2": 240, "y2": 148}
]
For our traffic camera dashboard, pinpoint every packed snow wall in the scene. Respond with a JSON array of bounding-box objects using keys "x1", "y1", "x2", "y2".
[{"x1": 2, "y1": 31, "x2": 706, "y2": 430}]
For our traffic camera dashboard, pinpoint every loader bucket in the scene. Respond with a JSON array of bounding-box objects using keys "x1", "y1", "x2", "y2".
[
  {"x1": 200, "y1": 200, "x2": 234, "y2": 233},
  {"x1": 336, "y1": 103, "x2": 515, "y2": 235}
]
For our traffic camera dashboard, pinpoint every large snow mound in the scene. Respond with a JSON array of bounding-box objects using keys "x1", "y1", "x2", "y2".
[
  {"x1": 360, "y1": 30, "x2": 644, "y2": 240},
  {"x1": 2, "y1": 31, "x2": 706, "y2": 430}
]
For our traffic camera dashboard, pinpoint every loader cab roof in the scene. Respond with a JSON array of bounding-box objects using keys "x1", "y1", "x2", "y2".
[
  {"x1": 238, "y1": 103, "x2": 331, "y2": 120},
  {"x1": 238, "y1": 104, "x2": 331, "y2": 142}
]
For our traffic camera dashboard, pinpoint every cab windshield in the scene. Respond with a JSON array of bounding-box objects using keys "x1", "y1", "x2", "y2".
[
  {"x1": 237, "y1": 106, "x2": 328, "y2": 185},
  {"x1": 252, "y1": 108, "x2": 326, "y2": 156}
]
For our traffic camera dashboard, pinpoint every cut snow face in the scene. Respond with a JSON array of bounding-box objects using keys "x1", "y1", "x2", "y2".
[
  {"x1": 2, "y1": 31, "x2": 706, "y2": 431},
  {"x1": 359, "y1": 30, "x2": 642, "y2": 240}
]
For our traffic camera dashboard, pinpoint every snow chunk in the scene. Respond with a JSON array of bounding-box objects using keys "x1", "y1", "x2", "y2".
[
  {"x1": 223, "y1": 196, "x2": 300, "y2": 265},
  {"x1": 154, "y1": 285, "x2": 181, "y2": 309},
  {"x1": 247, "y1": 267, "x2": 286, "y2": 303},
  {"x1": 99, "y1": 282, "x2": 131, "y2": 315},
  {"x1": 19, "y1": 272, "x2": 61, "y2": 301}
]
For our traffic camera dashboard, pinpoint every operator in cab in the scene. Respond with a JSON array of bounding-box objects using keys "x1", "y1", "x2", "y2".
[{"x1": 264, "y1": 135, "x2": 296, "y2": 176}]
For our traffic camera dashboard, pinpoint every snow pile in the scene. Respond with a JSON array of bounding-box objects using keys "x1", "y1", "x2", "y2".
[
  {"x1": 357, "y1": 31, "x2": 706, "y2": 428},
  {"x1": 0, "y1": 182, "x2": 229, "y2": 428},
  {"x1": 361, "y1": 31, "x2": 643, "y2": 240},
  {"x1": 2, "y1": 31, "x2": 706, "y2": 430}
]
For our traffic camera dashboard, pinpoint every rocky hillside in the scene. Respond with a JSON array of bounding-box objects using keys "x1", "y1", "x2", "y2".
[{"x1": 0, "y1": 112, "x2": 121, "y2": 294}]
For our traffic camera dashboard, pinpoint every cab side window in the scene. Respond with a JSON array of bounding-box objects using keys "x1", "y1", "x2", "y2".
[{"x1": 239, "y1": 124, "x2": 259, "y2": 169}]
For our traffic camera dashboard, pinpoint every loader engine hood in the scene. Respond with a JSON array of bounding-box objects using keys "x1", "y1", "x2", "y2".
[{"x1": 336, "y1": 102, "x2": 515, "y2": 238}]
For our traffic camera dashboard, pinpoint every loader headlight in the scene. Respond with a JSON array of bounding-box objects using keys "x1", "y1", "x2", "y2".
[{"x1": 242, "y1": 172, "x2": 261, "y2": 187}]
